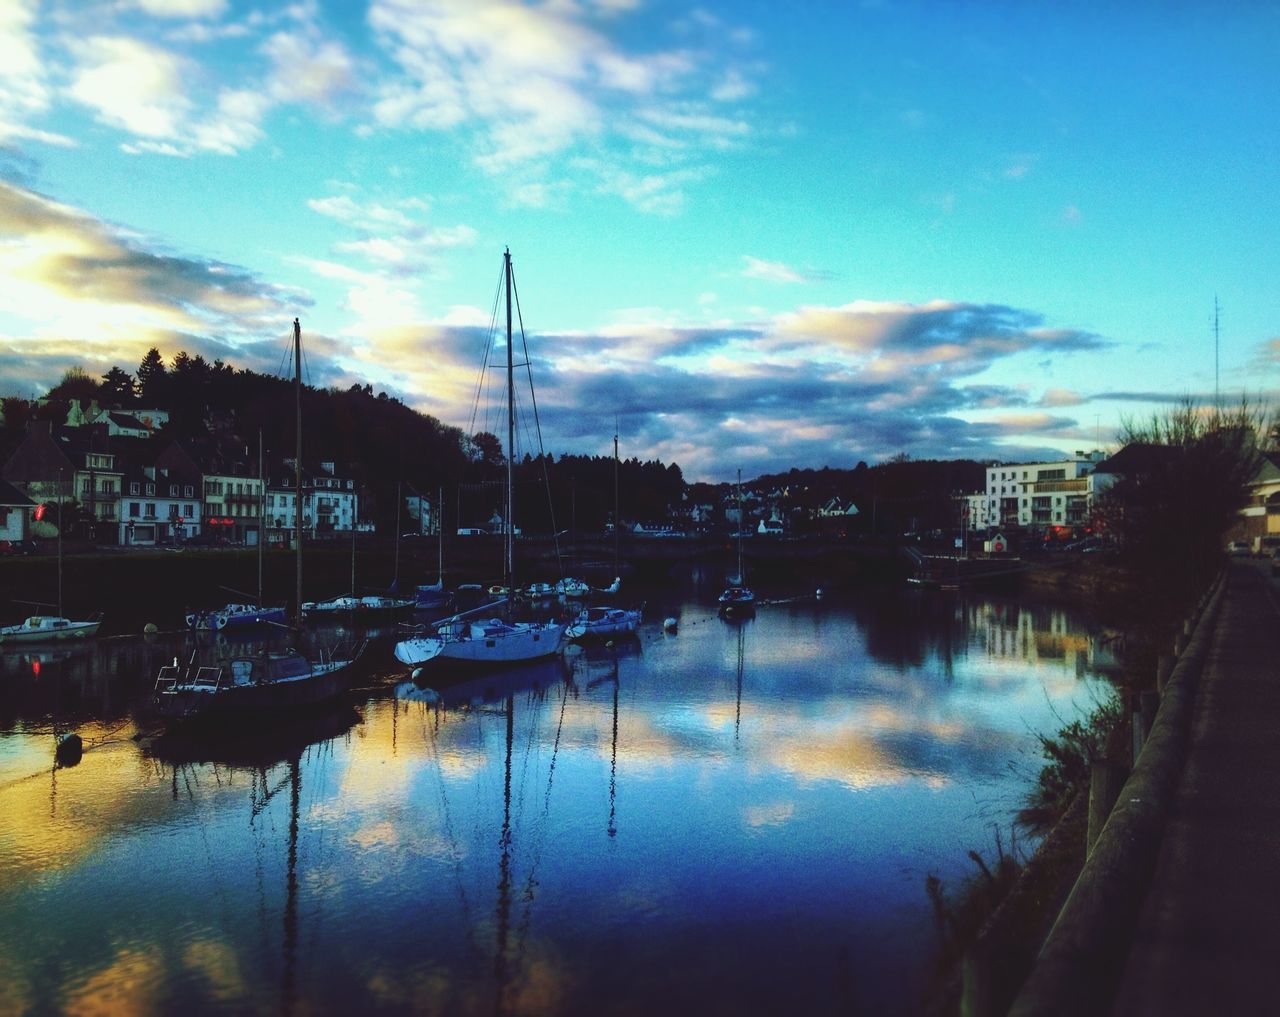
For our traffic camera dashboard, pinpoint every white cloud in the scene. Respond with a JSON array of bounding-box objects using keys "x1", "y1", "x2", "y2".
[
  {"x1": 67, "y1": 35, "x2": 193, "y2": 139},
  {"x1": 0, "y1": 0, "x2": 51, "y2": 143},
  {"x1": 367, "y1": 0, "x2": 758, "y2": 213},
  {"x1": 264, "y1": 30, "x2": 356, "y2": 106},
  {"x1": 129, "y1": 0, "x2": 228, "y2": 16},
  {"x1": 742, "y1": 256, "x2": 804, "y2": 284}
]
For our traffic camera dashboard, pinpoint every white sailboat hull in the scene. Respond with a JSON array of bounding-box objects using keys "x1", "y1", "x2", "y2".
[
  {"x1": 0, "y1": 616, "x2": 101, "y2": 644},
  {"x1": 395, "y1": 618, "x2": 566, "y2": 667}
]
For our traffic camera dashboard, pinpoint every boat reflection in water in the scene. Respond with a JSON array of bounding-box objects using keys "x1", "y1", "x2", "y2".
[
  {"x1": 146, "y1": 702, "x2": 361, "y2": 1017},
  {"x1": 0, "y1": 583, "x2": 1128, "y2": 1015}
]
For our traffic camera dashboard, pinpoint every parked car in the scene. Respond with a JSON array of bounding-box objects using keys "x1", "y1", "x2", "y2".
[
  {"x1": 0, "y1": 539, "x2": 38, "y2": 555},
  {"x1": 1227, "y1": 540, "x2": 1251, "y2": 556}
]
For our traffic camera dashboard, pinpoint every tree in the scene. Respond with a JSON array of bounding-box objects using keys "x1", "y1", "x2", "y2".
[
  {"x1": 45, "y1": 367, "x2": 101, "y2": 402},
  {"x1": 1096, "y1": 399, "x2": 1267, "y2": 585},
  {"x1": 470, "y1": 431, "x2": 505, "y2": 468},
  {"x1": 136, "y1": 348, "x2": 168, "y2": 404},
  {"x1": 101, "y1": 366, "x2": 137, "y2": 405}
]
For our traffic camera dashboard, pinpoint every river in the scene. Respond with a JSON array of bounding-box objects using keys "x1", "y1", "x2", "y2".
[{"x1": 0, "y1": 576, "x2": 1116, "y2": 1015}]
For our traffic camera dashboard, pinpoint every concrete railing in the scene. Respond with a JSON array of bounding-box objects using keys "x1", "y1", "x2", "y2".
[{"x1": 1006, "y1": 571, "x2": 1227, "y2": 1016}]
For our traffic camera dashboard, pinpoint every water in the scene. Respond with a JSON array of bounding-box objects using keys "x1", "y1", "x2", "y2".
[{"x1": 0, "y1": 582, "x2": 1117, "y2": 1015}]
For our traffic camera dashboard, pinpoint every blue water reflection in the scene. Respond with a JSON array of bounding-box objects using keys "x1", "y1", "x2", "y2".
[{"x1": 0, "y1": 588, "x2": 1114, "y2": 1014}]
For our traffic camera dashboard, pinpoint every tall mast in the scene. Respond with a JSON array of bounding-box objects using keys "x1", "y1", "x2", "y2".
[
  {"x1": 257, "y1": 428, "x2": 264, "y2": 606},
  {"x1": 393, "y1": 478, "x2": 402, "y2": 590},
  {"x1": 293, "y1": 318, "x2": 303, "y2": 622},
  {"x1": 57, "y1": 468, "x2": 64, "y2": 617},
  {"x1": 1214, "y1": 295, "x2": 1221, "y2": 410},
  {"x1": 504, "y1": 248, "x2": 515, "y2": 603},
  {"x1": 613, "y1": 429, "x2": 620, "y2": 575},
  {"x1": 737, "y1": 468, "x2": 744, "y2": 582}
]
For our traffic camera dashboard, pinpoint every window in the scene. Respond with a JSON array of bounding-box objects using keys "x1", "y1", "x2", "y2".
[
  {"x1": 101, "y1": 480, "x2": 115, "y2": 495},
  {"x1": 144, "y1": 504, "x2": 156, "y2": 519},
  {"x1": 129, "y1": 503, "x2": 140, "y2": 518},
  {"x1": 130, "y1": 482, "x2": 139, "y2": 495},
  {"x1": 145, "y1": 484, "x2": 155, "y2": 496},
  {"x1": 183, "y1": 504, "x2": 193, "y2": 517},
  {"x1": 169, "y1": 485, "x2": 178, "y2": 496},
  {"x1": 184, "y1": 485, "x2": 193, "y2": 497}
]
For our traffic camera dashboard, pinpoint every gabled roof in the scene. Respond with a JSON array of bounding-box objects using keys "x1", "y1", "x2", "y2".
[
  {"x1": 107, "y1": 411, "x2": 148, "y2": 430},
  {"x1": 1093, "y1": 443, "x2": 1181, "y2": 475},
  {"x1": 0, "y1": 479, "x2": 34, "y2": 506}
]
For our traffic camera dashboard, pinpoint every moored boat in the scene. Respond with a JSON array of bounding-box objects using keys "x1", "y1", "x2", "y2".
[
  {"x1": 392, "y1": 249, "x2": 567, "y2": 671},
  {"x1": 0, "y1": 613, "x2": 102, "y2": 644},
  {"x1": 187, "y1": 603, "x2": 287, "y2": 631},
  {"x1": 395, "y1": 616, "x2": 563, "y2": 667},
  {"x1": 152, "y1": 641, "x2": 367, "y2": 722},
  {"x1": 566, "y1": 605, "x2": 642, "y2": 641}
]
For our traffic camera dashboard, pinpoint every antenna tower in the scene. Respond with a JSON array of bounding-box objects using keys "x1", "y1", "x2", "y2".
[{"x1": 1214, "y1": 296, "x2": 1220, "y2": 409}]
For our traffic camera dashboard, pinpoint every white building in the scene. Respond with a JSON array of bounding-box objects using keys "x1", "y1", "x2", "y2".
[
  {"x1": 266, "y1": 460, "x2": 357, "y2": 544},
  {"x1": 119, "y1": 465, "x2": 202, "y2": 545},
  {"x1": 963, "y1": 451, "x2": 1112, "y2": 534}
]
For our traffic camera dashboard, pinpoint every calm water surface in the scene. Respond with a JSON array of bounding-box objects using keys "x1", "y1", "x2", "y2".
[{"x1": 0, "y1": 582, "x2": 1116, "y2": 1015}]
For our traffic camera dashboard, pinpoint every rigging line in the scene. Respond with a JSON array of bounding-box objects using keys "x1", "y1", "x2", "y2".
[
  {"x1": 509, "y1": 267, "x2": 564, "y2": 571},
  {"x1": 468, "y1": 263, "x2": 506, "y2": 438},
  {"x1": 180, "y1": 764, "x2": 235, "y2": 939},
  {"x1": 421, "y1": 707, "x2": 484, "y2": 970},
  {"x1": 513, "y1": 679, "x2": 572, "y2": 966},
  {"x1": 252, "y1": 766, "x2": 273, "y2": 967}
]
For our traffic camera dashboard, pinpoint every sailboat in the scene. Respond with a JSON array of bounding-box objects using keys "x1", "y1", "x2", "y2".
[
  {"x1": 302, "y1": 504, "x2": 414, "y2": 616},
  {"x1": 186, "y1": 434, "x2": 287, "y2": 631},
  {"x1": 415, "y1": 486, "x2": 455, "y2": 610},
  {"x1": 0, "y1": 490, "x2": 102, "y2": 644},
  {"x1": 394, "y1": 250, "x2": 567, "y2": 669},
  {"x1": 154, "y1": 320, "x2": 366, "y2": 722},
  {"x1": 568, "y1": 431, "x2": 641, "y2": 641},
  {"x1": 718, "y1": 469, "x2": 755, "y2": 615}
]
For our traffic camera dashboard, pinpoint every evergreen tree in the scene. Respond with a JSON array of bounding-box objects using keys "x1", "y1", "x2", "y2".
[
  {"x1": 136, "y1": 348, "x2": 168, "y2": 404},
  {"x1": 100, "y1": 366, "x2": 137, "y2": 405}
]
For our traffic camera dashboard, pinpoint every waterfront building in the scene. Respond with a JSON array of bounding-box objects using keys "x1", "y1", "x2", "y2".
[
  {"x1": 118, "y1": 445, "x2": 202, "y2": 546},
  {"x1": 202, "y1": 464, "x2": 264, "y2": 545},
  {"x1": 265, "y1": 459, "x2": 358, "y2": 545},
  {"x1": 1228, "y1": 451, "x2": 1280, "y2": 551},
  {"x1": 0, "y1": 480, "x2": 34, "y2": 544},
  {"x1": 964, "y1": 451, "x2": 1110, "y2": 536}
]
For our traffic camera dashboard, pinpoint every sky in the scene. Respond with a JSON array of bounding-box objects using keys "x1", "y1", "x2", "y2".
[{"x1": 1, "y1": 0, "x2": 1278, "y2": 483}]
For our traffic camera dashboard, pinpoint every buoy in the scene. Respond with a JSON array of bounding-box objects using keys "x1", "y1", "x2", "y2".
[
  {"x1": 815, "y1": 588, "x2": 824, "y2": 600},
  {"x1": 411, "y1": 667, "x2": 423, "y2": 682},
  {"x1": 663, "y1": 617, "x2": 678, "y2": 633},
  {"x1": 55, "y1": 732, "x2": 83, "y2": 767},
  {"x1": 143, "y1": 622, "x2": 158, "y2": 634}
]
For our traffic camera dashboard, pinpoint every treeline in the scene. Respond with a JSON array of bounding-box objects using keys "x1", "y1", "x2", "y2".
[
  {"x1": 2, "y1": 351, "x2": 693, "y2": 536},
  {"x1": 750, "y1": 458, "x2": 988, "y2": 534}
]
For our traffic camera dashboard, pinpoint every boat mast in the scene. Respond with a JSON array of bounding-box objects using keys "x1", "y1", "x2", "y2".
[
  {"x1": 293, "y1": 318, "x2": 303, "y2": 622},
  {"x1": 613, "y1": 429, "x2": 620, "y2": 576},
  {"x1": 393, "y1": 478, "x2": 402, "y2": 590},
  {"x1": 257, "y1": 429, "x2": 264, "y2": 606},
  {"x1": 57, "y1": 467, "x2": 64, "y2": 617},
  {"x1": 504, "y1": 248, "x2": 515, "y2": 605},
  {"x1": 437, "y1": 484, "x2": 444, "y2": 584},
  {"x1": 737, "y1": 468, "x2": 744, "y2": 583}
]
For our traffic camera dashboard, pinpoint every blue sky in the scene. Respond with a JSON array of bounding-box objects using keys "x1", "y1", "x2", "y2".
[{"x1": 1, "y1": 0, "x2": 1277, "y2": 482}]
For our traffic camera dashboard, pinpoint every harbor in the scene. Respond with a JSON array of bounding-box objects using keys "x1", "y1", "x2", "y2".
[{"x1": 0, "y1": 576, "x2": 1117, "y2": 1015}]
